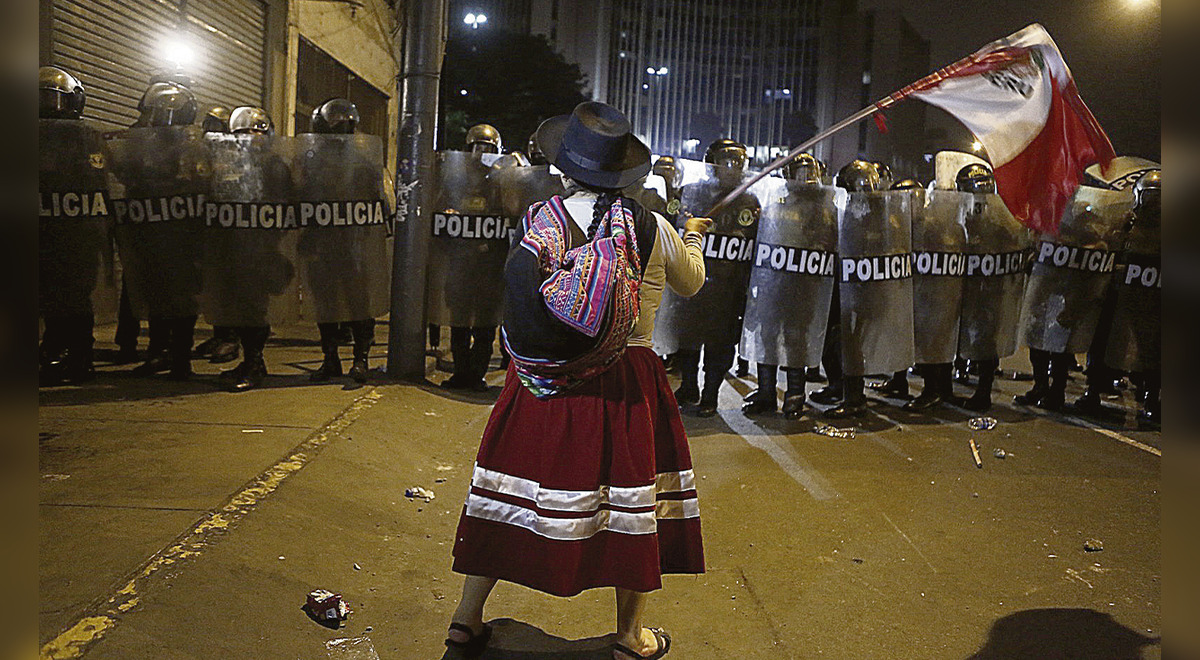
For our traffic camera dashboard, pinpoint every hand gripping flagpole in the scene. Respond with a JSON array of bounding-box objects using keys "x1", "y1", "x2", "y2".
[{"x1": 704, "y1": 44, "x2": 1027, "y2": 218}]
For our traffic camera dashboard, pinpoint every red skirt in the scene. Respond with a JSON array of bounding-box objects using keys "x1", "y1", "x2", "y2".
[{"x1": 451, "y1": 346, "x2": 705, "y2": 596}]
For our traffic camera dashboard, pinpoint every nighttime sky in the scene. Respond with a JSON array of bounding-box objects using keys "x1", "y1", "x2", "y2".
[{"x1": 864, "y1": 0, "x2": 1161, "y2": 160}]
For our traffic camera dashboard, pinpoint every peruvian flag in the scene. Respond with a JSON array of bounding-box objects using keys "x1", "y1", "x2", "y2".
[{"x1": 878, "y1": 24, "x2": 1116, "y2": 234}]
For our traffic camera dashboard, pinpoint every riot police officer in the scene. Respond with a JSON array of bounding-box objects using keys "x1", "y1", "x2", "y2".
[
  {"x1": 442, "y1": 123, "x2": 505, "y2": 391},
  {"x1": 870, "y1": 177, "x2": 923, "y2": 401},
  {"x1": 300, "y1": 98, "x2": 387, "y2": 383},
  {"x1": 209, "y1": 106, "x2": 291, "y2": 391},
  {"x1": 741, "y1": 153, "x2": 833, "y2": 419},
  {"x1": 192, "y1": 104, "x2": 241, "y2": 364},
  {"x1": 824, "y1": 160, "x2": 915, "y2": 418},
  {"x1": 903, "y1": 170, "x2": 971, "y2": 412},
  {"x1": 39, "y1": 66, "x2": 109, "y2": 385},
  {"x1": 112, "y1": 82, "x2": 206, "y2": 380},
  {"x1": 667, "y1": 139, "x2": 761, "y2": 417},
  {"x1": 1076, "y1": 170, "x2": 1161, "y2": 423}
]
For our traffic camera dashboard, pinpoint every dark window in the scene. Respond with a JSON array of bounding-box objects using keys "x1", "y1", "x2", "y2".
[{"x1": 296, "y1": 37, "x2": 389, "y2": 157}]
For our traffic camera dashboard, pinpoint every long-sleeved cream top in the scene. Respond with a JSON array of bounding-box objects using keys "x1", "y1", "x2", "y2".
[{"x1": 562, "y1": 194, "x2": 706, "y2": 348}]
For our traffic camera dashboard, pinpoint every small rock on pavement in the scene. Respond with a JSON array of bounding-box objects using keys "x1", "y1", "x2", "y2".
[
  {"x1": 992, "y1": 448, "x2": 1008, "y2": 459},
  {"x1": 1084, "y1": 538, "x2": 1104, "y2": 552},
  {"x1": 353, "y1": 563, "x2": 362, "y2": 571}
]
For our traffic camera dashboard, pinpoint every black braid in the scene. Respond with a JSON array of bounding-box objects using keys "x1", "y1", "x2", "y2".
[{"x1": 587, "y1": 191, "x2": 617, "y2": 242}]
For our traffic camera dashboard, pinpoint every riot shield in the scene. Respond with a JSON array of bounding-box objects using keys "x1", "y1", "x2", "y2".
[
  {"x1": 425, "y1": 151, "x2": 515, "y2": 327},
  {"x1": 839, "y1": 190, "x2": 915, "y2": 377},
  {"x1": 489, "y1": 163, "x2": 565, "y2": 219},
  {"x1": 107, "y1": 126, "x2": 210, "y2": 319},
  {"x1": 653, "y1": 162, "x2": 762, "y2": 353},
  {"x1": 958, "y1": 193, "x2": 1032, "y2": 360},
  {"x1": 1105, "y1": 210, "x2": 1159, "y2": 372},
  {"x1": 912, "y1": 190, "x2": 967, "y2": 364},
  {"x1": 293, "y1": 134, "x2": 390, "y2": 324},
  {"x1": 39, "y1": 119, "x2": 112, "y2": 318},
  {"x1": 739, "y1": 180, "x2": 839, "y2": 368},
  {"x1": 1019, "y1": 186, "x2": 1131, "y2": 354},
  {"x1": 200, "y1": 134, "x2": 299, "y2": 327}
]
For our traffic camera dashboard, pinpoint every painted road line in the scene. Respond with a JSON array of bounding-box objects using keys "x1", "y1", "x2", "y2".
[
  {"x1": 719, "y1": 406, "x2": 841, "y2": 501},
  {"x1": 1066, "y1": 415, "x2": 1161, "y2": 457},
  {"x1": 39, "y1": 388, "x2": 383, "y2": 660}
]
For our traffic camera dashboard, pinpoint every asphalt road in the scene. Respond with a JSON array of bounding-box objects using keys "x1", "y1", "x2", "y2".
[{"x1": 39, "y1": 324, "x2": 1160, "y2": 659}]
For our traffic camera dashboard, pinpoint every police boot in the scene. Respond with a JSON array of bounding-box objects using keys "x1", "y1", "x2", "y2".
[
  {"x1": 1067, "y1": 389, "x2": 1106, "y2": 416},
  {"x1": 810, "y1": 381, "x2": 843, "y2": 406},
  {"x1": 674, "y1": 350, "x2": 701, "y2": 406},
  {"x1": 193, "y1": 335, "x2": 221, "y2": 359},
  {"x1": 735, "y1": 357, "x2": 749, "y2": 378},
  {"x1": 825, "y1": 377, "x2": 866, "y2": 418},
  {"x1": 806, "y1": 366, "x2": 826, "y2": 383},
  {"x1": 697, "y1": 378, "x2": 721, "y2": 418},
  {"x1": 742, "y1": 365, "x2": 778, "y2": 416},
  {"x1": 904, "y1": 365, "x2": 949, "y2": 412},
  {"x1": 780, "y1": 368, "x2": 807, "y2": 420},
  {"x1": 348, "y1": 320, "x2": 374, "y2": 384},
  {"x1": 310, "y1": 326, "x2": 343, "y2": 383},
  {"x1": 1036, "y1": 354, "x2": 1069, "y2": 411},
  {"x1": 225, "y1": 328, "x2": 268, "y2": 392},
  {"x1": 167, "y1": 317, "x2": 196, "y2": 381},
  {"x1": 1138, "y1": 395, "x2": 1160, "y2": 428},
  {"x1": 871, "y1": 370, "x2": 910, "y2": 399}
]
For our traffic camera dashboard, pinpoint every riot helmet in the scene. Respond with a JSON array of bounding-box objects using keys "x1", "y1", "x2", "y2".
[
  {"x1": 704, "y1": 139, "x2": 748, "y2": 171},
  {"x1": 137, "y1": 82, "x2": 198, "y2": 127},
  {"x1": 39, "y1": 66, "x2": 86, "y2": 120},
  {"x1": 466, "y1": 123, "x2": 502, "y2": 154},
  {"x1": 835, "y1": 160, "x2": 882, "y2": 192},
  {"x1": 783, "y1": 153, "x2": 826, "y2": 185},
  {"x1": 311, "y1": 98, "x2": 360, "y2": 134},
  {"x1": 652, "y1": 155, "x2": 681, "y2": 188},
  {"x1": 149, "y1": 68, "x2": 195, "y2": 89},
  {"x1": 527, "y1": 133, "x2": 547, "y2": 165},
  {"x1": 202, "y1": 105, "x2": 232, "y2": 133},
  {"x1": 229, "y1": 106, "x2": 274, "y2": 135},
  {"x1": 891, "y1": 178, "x2": 922, "y2": 190},
  {"x1": 1132, "y1": 170, "x2": 1160, "y2": 214},
  {"x1": 955, "y1": 163, "x2": 996, "y2": 194}
]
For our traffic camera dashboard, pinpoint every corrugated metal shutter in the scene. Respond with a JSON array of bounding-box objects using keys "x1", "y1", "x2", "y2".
[
  {"x1": 185, "y1": 0, "x2": 267, "y2": 110},
  {"x1": 49, "y1": 0, "x2": 266, "y2": 131}
]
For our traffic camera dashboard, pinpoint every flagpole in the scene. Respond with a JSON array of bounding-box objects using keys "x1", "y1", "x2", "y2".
[{"x1": 703, "y1": 44, "x2": 1009, "y2": 217}]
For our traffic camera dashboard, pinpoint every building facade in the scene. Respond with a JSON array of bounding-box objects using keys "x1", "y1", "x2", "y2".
[{"x1": 38, "y1": 0, "x2": 401, "y2": 174}]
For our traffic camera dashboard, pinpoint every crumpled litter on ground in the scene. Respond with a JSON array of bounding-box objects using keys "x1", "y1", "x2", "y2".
[
  {"x1": 968, "y1": 417, "x2": 998, "y2": 431},
  {"x1": 405, "y1": 486, "x2": 435, "y2": 502},
  {"x1": 814, "y1": 423, "x2": 856, "y2": 439}
]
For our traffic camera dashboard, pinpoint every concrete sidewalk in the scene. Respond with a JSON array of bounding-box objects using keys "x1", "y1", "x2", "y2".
[{"x1": 40, "y1": 324, "x2": 1160, "y2": 659}]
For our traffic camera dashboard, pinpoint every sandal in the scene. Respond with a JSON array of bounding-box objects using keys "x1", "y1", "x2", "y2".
[
  {"x1": 445, "y1": 622, "x2": 492, "y2": 657},
  {"x1": 613, "y1": 627, "x2": 671, "y2": 659}
]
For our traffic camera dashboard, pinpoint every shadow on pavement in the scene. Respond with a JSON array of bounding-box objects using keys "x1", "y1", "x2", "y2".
[
  {"x1": 965, "y1": 608, "x2": 1158, "y2": 660},
  {"x1": 440, "y1": 618, "x2": 615, "y2": 660}
]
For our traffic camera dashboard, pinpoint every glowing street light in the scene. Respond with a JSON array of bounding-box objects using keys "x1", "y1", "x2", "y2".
[
  {"x1": 464, "y1": 12, "x2": 487, "y2": 28},
  {"x1": 160, "y1": 38, "x2": 196, "y2": 68}
]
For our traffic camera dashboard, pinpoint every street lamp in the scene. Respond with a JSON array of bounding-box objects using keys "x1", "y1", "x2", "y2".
[
  {"x1": 464, "y1": 12, "x2": 487, "y2": 28},
  {"x1": 160, "y1": 37, "x2": 196, "y2": 69}
]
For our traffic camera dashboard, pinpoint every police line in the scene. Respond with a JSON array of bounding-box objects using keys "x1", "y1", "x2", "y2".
[{"x1": 204, "y1": 200, "x2": 388, "y2": 229}]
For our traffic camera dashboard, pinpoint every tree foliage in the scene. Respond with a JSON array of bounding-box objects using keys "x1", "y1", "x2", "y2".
[{"x1": 439, "y1": 30, "x2": 588, "y2": 153}]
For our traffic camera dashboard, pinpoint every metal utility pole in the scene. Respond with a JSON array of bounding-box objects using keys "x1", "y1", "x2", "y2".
[{"x1": 387, "y1": 0, "x2": 447, "y2": 380}]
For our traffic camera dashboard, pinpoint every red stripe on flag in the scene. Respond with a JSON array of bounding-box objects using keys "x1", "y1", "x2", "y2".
[{"x1": 993, "y1": 79, "x2": 1104, "y2": 235}]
